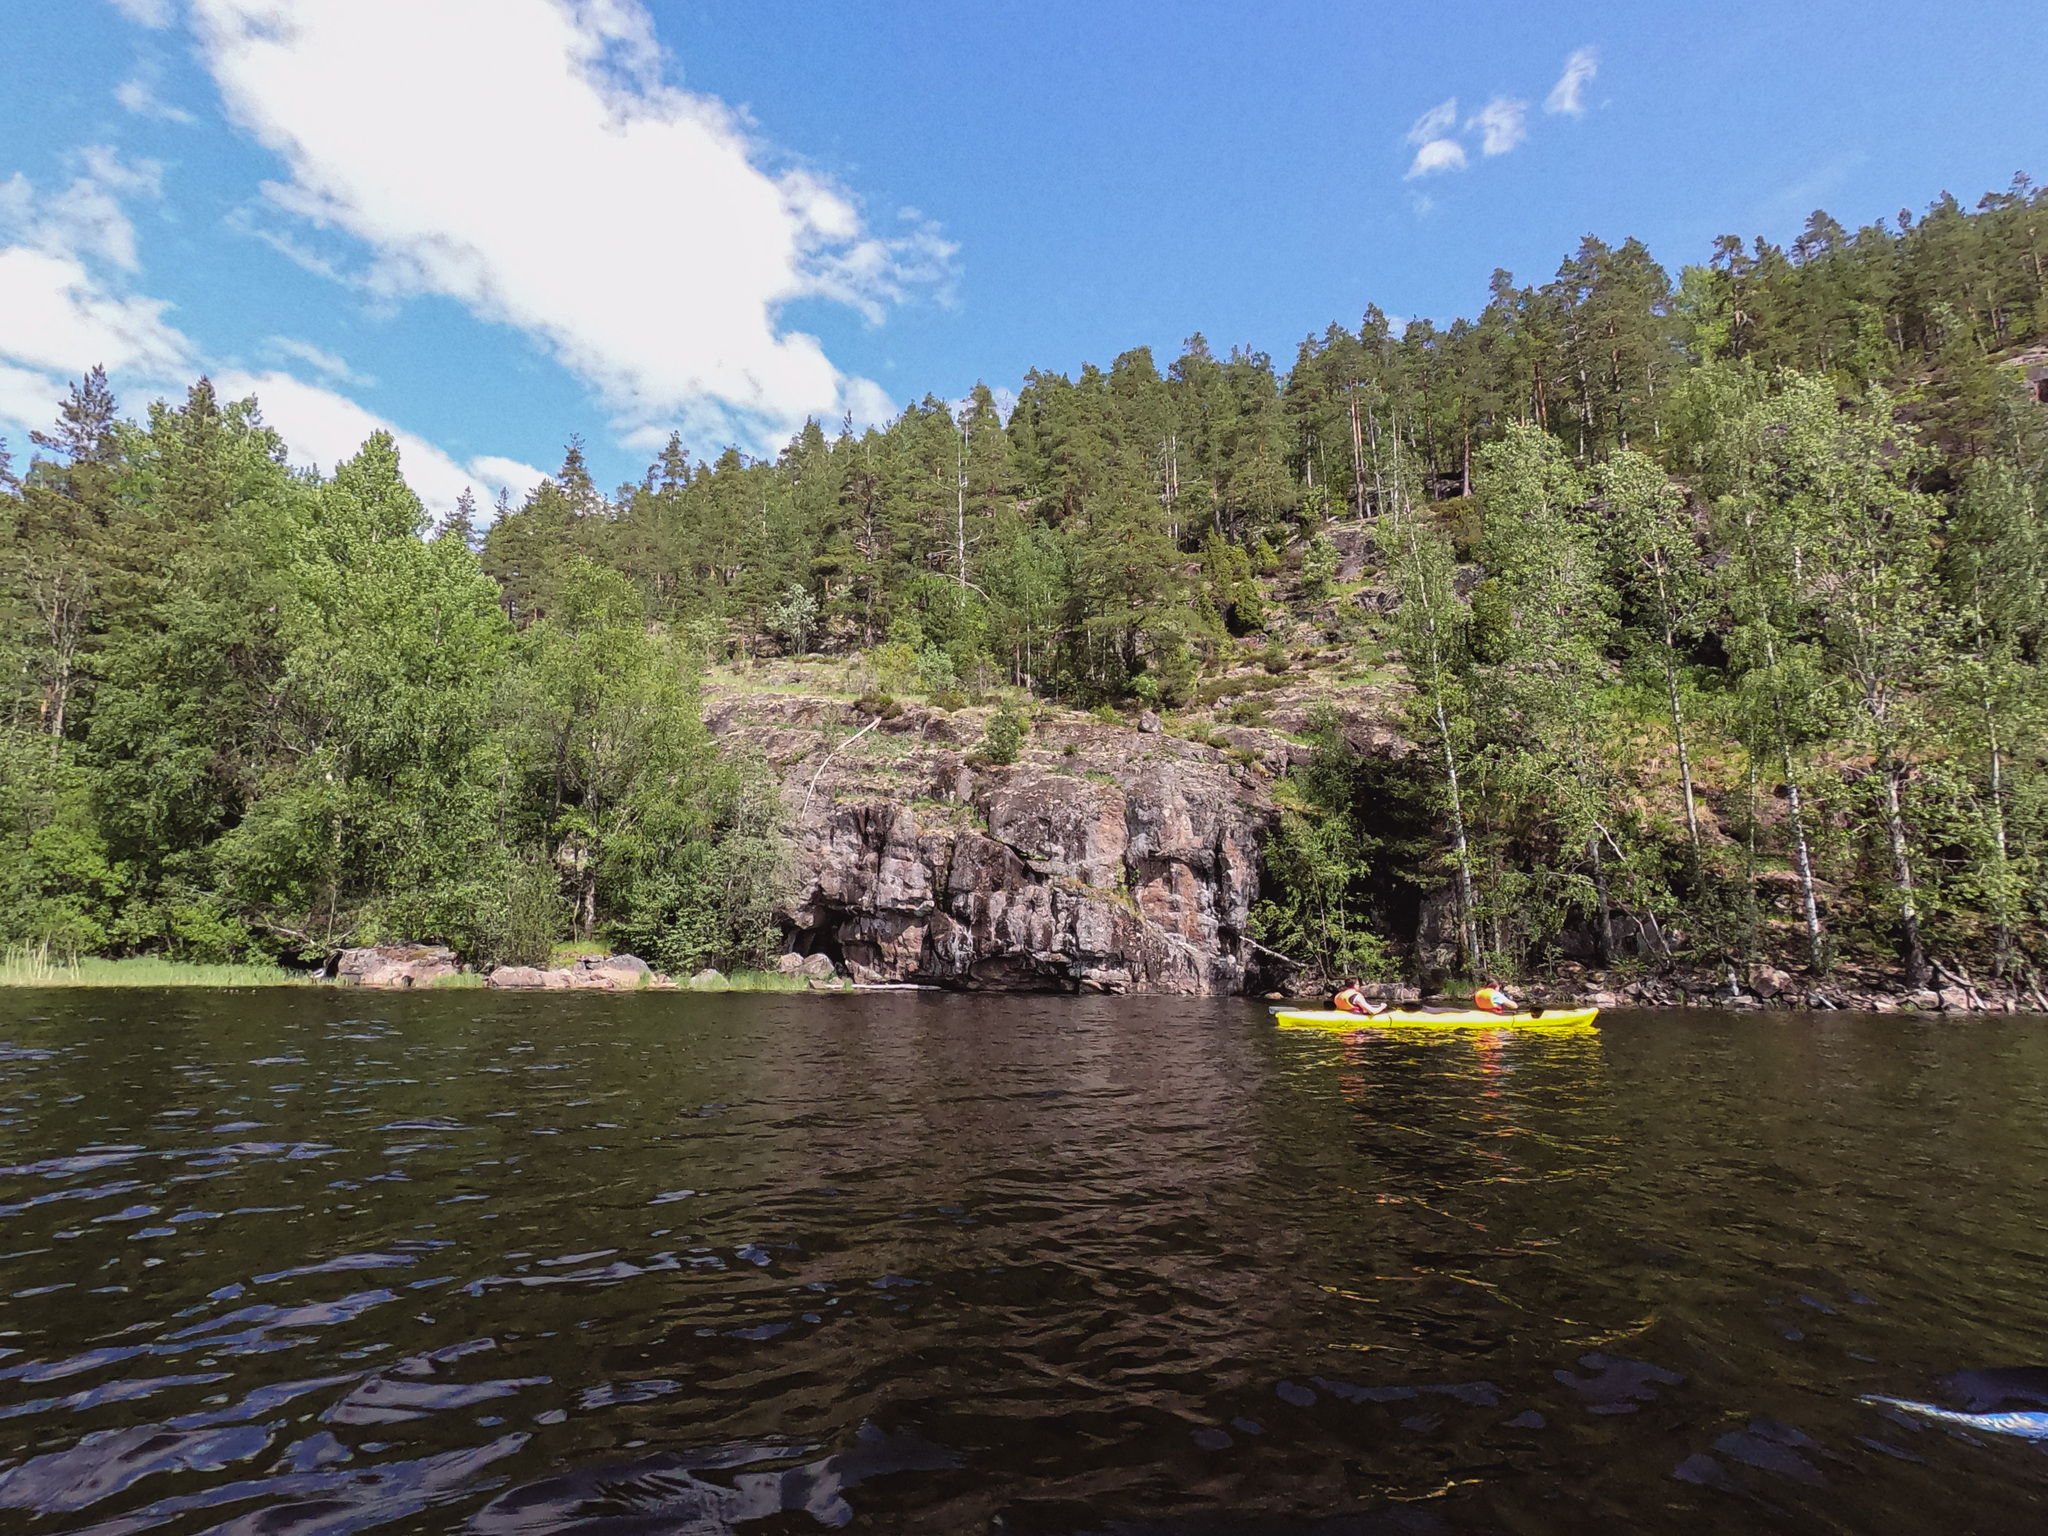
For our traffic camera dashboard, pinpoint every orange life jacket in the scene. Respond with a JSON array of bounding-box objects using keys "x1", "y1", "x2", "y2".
[
  {"x1": 1333, "y1": 986, "x2": 1368, "y2": 1013},
  {"x1": 1473, "y1": 986, "x2": 1513, "y2": 1014}
]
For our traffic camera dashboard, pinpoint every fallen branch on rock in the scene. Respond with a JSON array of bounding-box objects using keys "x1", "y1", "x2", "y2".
[{"x1": 800, "y1": 714, "x2": 882, "y2": 820}]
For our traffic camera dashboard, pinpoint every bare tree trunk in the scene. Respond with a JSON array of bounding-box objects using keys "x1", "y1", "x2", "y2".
[
  {"x1": 1663, "y1": 636, "x2": 1700, "y2": 850},
  {"x1": 1757, "y1": 615, "x2": 1826, "y2": 972},
  {"x1": 1779, "y1": 743, "x2": 1826, "y2": 973},
  {"x1": 955, "y1": 422, "x2": 968, "y2": 591},
  {"x1": 1880, "y1": 756, "x2": 1929, "y2": 989},
  {"x1": 1588, "y1": 834, "x2": 1615, "y2": 966},
  {"x1": 47, "y1": 660, "x2": 68, "y2": 763},
  {"x1": 1437, "y1": 695, "x2": 1483, "y2": 978},
  {"x1": 1347, "y1": 392, "x2": 1367, "y2": 520},
  {"x1": 1986, "y1": 700, "x2": 2014, "y2": 972}
]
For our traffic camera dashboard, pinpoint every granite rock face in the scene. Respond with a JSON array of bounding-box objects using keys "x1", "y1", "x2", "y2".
[
  {"x1": 484, "y1": 954, "x2": 663, "y2": 991},
  {"x1": 705, "y1": 689, "x2": 1277, "y2": 994},
  {"x1": 338, "y1": 944, "x2": 460, "y2": 989}
]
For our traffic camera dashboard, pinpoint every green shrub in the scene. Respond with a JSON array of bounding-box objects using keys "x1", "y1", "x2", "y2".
[
  {"x1": 916, "y1": 643, "x2": 957, "y2": 694},
  {"x1": 479, "y1": 854, "x2": 570, "y2": 969},
  {"x1": 981, "y1": 708, "x2": 1027, "y2": 765},
  {"x1": 1301, "y1": 534, "x2": 1339, "y2": 601},
  {"x1": 855, "y1": 691, "x2": 903, "y2": 719},
  {"x1": 870, "y1": 640, "x2": 918, "y2": 694}
]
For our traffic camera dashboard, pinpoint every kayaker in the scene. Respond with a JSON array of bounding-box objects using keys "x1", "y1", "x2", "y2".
[
  {"x1": 1472, "y1": 983, "x2": 1520, "y2": 1015},
  {"x1": 1331, "y1": 980, "x2": 1378, "y2": 1015}
]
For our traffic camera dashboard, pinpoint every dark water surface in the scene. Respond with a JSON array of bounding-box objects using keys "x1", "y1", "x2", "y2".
[{"x1": 2, "y1": 993, "x2": 2047, "y2": 1534}]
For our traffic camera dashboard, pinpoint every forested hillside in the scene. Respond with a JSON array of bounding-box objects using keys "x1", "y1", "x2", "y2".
[{"x1": 4, "y1": 178, "x2": 2046, "y2": 989}]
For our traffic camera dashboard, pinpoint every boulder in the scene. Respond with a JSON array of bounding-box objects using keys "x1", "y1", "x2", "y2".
[
  {"x1": 689, "y1": 968, "x2": 726, "y2": 990},
  {"x1": 338, "y1": 944, "x2": 460, "y2": 989},
  {"x1": 1138, "y1": 710, "x2": 1162, "y2": 734},
  {"x1": 1751, "y1": 964, "x2": 1792, "y2": 999},
  {"x1": 485, "y1": 965, "x2": 547, "y2": 990},
  {"x1": 563, "y1": 954, "x2": 650, "y2": 990},
  {"x1": 800, "y1": 952, "x2": 836, "y2": 980},
  {"x1": 776, "y1": 952, "x2": 807, "y2": 975}
]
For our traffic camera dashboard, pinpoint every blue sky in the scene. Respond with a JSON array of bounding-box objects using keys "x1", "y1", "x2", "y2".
[{"x1": 0, "y1": 0, "x2": 2042, "y2": 511}]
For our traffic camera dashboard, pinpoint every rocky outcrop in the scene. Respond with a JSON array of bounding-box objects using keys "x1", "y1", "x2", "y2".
[
  {"x1": 484, "y1": 954, "x2": 667, "y2": 991},
  {"x1": 1537, "y1": 954, "x2": 2048, "y2": 1013},
  {"x1": 338, "y1": 944, "x2": 460, "y2": 988},
  {"x1": 705, "y1": 689, "x2": 1277, "y2": 994}
]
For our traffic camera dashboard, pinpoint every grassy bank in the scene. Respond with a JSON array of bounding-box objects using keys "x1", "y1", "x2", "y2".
[
  {"x1": 689, "y1": 968, "x2": 812, "y2": 992},
  {"x1": 0, "y1": 949, "x2": 823, "y2": 992},
  {"x1": 0, "y1": 948, "x2": 308, "y2": 988}
]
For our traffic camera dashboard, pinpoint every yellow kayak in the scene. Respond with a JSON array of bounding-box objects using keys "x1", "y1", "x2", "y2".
[{"x1": 1273, "y1": 1006, "x2": 1599, "y2": 1034}]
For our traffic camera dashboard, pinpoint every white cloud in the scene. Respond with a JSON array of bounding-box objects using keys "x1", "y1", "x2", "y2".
[
  {"x1": 106, "y1": 0, "x2": 175, "y2": 25},
  {"x1": 1402, "y1": 97, "x2": 1467, "y2": 179},
  {"x1": 0, "y1": 363, "x2": 71, "y2": 443},
  {"x1": 2, "y1": 149, "x2": 164, "y2": 274},
  {"x1": 1405, "y1": 98, "x2": 1458, "y2": 146},
  {"x1": 115, "y1": 76, "x2": 197, "y2": 124},
  {"x1": 265, "y1": 334, "x2": 371, "y2": 385},
  {"x1": 1406, "y1": 139, "x2": 1467, "y2": 179},
  {"x1": 1472, "y1": 97, "x2": 1528, "y2": 157},
  {"x1": 215, "y1": 369, "x2": 544, "y2": 513},
  {"x1": 0, "y1": 159, "x2": 541, "y2": 514},
  {"x1": 467, "y1": 455, "x2": 550, "y2": 505},
  {"x1": 841, "y1": 376, "x2": 899, "y2": 433},
  {"x1": 0, "y1": 245, "x2": 192, "y2": 380},
  {"x1": 185, "y1": 0, "x2": 944, "y2": 450},
  {"x1": 1546, "y1": 47, "x2": 1598, "y2": 116},
  {"x1": 0, "y1": 158, "x2": 193, "y2": 443}
]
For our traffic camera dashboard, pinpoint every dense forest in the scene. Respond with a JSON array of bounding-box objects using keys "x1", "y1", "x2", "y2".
[{"x1": 3, "y1": 176, "x2": 2046, "y2": 987}]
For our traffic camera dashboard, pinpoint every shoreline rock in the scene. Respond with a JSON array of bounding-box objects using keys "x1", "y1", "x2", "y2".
[
  {"x1": 336, "y1": 944, "x2": 460, "y2": 989},
  {"x1": 484, "y1": 954, "x2": 670, "y2": 991}
]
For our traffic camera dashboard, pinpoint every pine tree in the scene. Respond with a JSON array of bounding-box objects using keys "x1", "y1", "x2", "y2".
[
  {"x1": 16, "y1": 370, "x2": 122, "y2": 750},
  {"x1": 441, "y1": 487, "x2": 481, "y2": 551}
]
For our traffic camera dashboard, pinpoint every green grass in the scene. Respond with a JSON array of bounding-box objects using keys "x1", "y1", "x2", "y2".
[
  {"x1": 0, "y1": 948, "x2": 308, "y2": 988},
  {"x1": 686, "y1": 967, "x2": 813, "y2": 992},
  {"x1": 0, "y1": 949, "x2": 823, "y2": 993}
]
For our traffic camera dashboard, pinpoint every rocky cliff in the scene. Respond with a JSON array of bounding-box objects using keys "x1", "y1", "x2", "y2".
[{"x1": 703, "y1": 687, "x2": 1291, "y2": 994}]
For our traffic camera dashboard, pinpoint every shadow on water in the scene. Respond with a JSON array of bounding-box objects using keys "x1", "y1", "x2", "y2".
[{"x1": 0, "y1": 993, "x2": 2046, "y2": 1532}]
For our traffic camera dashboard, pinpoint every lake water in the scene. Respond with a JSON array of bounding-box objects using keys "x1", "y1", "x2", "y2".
[{"x1": 1, "y1": 992, "x2": 2046, "y2": 1534}]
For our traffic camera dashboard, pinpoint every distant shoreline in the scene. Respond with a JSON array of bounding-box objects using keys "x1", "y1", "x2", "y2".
[{"x1": 0, "y1": 954, "x2": 2033, "y2": 1017}]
